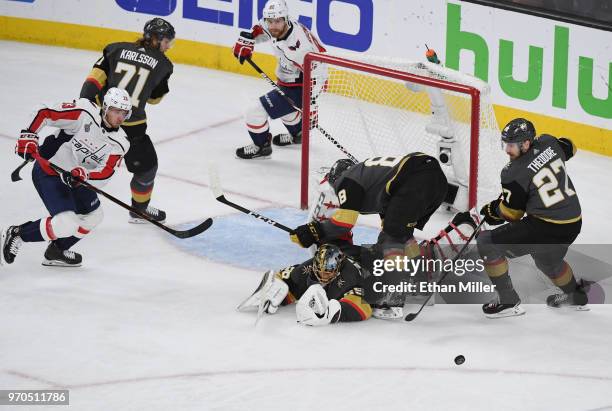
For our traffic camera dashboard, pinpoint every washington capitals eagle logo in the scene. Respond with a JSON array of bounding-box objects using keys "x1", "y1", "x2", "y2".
[{"x1": 289, "y1": 40, "x2": 300, "y2": 51}]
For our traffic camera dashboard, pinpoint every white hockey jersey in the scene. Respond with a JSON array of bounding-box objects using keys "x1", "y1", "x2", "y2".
[
  {"x1": 254, "y1": 19, "x2": 326, "y2": 85},
  {"x1": 25, "y1": 98, "x2": 129, "y2": 188}
]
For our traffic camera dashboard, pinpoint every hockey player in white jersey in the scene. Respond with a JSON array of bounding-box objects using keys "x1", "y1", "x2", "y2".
[
  {"x1": 0, "y1": 88, "x2": 131, "y2": 267},
  {"x1": 233, "y1": 0, "x2": 326, "y2": 159}
]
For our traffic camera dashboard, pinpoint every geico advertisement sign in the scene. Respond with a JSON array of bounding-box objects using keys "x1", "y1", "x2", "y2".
[{"x1": 114, "y1": 0, "x2": 374, "y2": 52}]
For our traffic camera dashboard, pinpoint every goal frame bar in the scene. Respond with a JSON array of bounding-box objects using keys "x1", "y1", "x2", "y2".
[{"x1": 301, "y1": 52, "x2": 481, "y2": 210}]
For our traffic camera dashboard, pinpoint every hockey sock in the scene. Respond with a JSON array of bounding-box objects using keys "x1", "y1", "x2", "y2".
[
  {"x1": 131, "y1": 176, "x2": 154, "y2": 210},
  {"x1": 485, "y1": 257, "x2": 519, "y2": 303},
  {"x1": 247, "y1": 130, "x2": 271, "y2": 146},
  {"x1": 53, "y1": 236, "x2": 80, "y2": 251},
  {"x1": 547, "y1": 261, "x2": 578, "y2": 293},
  {"x1": 281, "y1": 111, "x2": 302, "y2": 137},
  {"x1": 18, "y1": 220, "x2": 45, "y2": 242}
]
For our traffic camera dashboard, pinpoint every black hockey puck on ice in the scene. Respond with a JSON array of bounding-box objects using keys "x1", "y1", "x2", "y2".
[{"x1": 454, "y1": 355, "x2": 465, "y2": 365}]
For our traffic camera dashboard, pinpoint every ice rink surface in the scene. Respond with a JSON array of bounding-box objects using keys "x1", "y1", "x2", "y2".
[{"x1": 1, "y1": 41, "x2": 612, "y2": 410}]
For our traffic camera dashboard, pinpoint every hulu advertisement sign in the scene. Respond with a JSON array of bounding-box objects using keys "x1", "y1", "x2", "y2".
[{"x1": 444, "y1": 3, "x2": 611, "y2": 128}]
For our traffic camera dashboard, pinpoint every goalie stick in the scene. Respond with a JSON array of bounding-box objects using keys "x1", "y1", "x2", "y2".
[
  {"x1": 404, "y1": 219, "x2": 486, "y2": 322},
  {"x1": 208, "y1": 165, "x2": 293, "y2": 233},
  {"x1": 32, "y1": 154, "x2": 212, "y2": 239},
  {"x1": 245, "y1": 57, "x2": 358, "y2": 163}
]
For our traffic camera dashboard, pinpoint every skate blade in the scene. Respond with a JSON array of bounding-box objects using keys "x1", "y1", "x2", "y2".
[
  {"x1": 548, "y1": 304, "x2": 590, "y2": 312},
  {"x1": 235, "y1": 156, "x2": 272, "y2": 160},
  {"x1": 485, "y1": 305, "x2": 526, "y2": 319},
  {"x1": 234, "y1": 154, "x2": 272, "y2": 160},
  {"x1": 0, "y1": 228, "x2": 6, "y2": 266},
  {"x1": 42, "y1": 259, "x2": 82, "y2": 268},
  {"x1": 128, "y1": 217, "x2": 166, "y2": 224},
  {"x1": 372, "y1": 307, "x2": 404, "y2": 320}
]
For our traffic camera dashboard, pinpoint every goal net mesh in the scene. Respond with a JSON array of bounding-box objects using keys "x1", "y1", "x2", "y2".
[{"x1": 302, "y1": 53, "x2": 506, "y2": 211}]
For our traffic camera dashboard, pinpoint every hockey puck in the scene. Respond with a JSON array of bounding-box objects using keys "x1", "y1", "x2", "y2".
[{"x1": 454, "y1": 355, "x2": 465, "y2": 365}]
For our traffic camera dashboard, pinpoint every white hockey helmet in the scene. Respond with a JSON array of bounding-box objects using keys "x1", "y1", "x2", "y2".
[
  {"x1": 262, "y1": 0, "x2": 289, "y2": 20},
  {"x1": 103, "y1": 87, "x2": 132, "y2": 120}
]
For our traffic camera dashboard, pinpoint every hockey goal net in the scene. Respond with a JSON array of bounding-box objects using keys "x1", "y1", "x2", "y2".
[{"x1": 300, "y1": 52, "x2": 506, "y2": 211}]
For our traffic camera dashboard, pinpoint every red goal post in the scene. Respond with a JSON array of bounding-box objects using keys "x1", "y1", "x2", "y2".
[{"x1": 300, "y1": 52, "x2": 488, "y2": 211}]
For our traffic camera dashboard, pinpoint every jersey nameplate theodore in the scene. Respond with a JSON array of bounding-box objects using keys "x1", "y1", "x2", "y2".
[{"x1": 526, "y1": 147, "x2": 557, "y2": 173}]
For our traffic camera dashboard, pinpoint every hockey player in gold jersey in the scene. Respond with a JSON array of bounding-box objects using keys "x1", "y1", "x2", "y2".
[{"x1": 477, "y1": 118, "x2": 587, "y2": 318}]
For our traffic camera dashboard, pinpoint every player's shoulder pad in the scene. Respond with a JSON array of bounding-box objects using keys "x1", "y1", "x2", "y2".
[
  {"x1": 537, "y1": 133, "x2": 576, "y2": 160},
  {"x1": 500, "y1": 160, "x2": 520, "y2": 185},
  {"x1": 557, "y1": 136, "x2": 576, "y2": 160},
  {"x1": 108, "y1": 127, "x2": 130, "y2": 155},
  {"x1": 155, "y1": 50, "x2": 174, "y2": 71},
  {"x1": 104, "y1": 42, "x2": 128, "y2": 54},
  {"x1": 535, "y1": 133, "x2": 557, "y2": 146},
  {"x1": 74, "y1": 98, "x2": 102, "y2": 123}
]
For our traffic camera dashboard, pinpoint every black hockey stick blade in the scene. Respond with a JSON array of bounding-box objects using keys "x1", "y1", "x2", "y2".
[
  {"x1": 10, "y1": 160, "x2": 30, "y2": 182},
  {"x1": 170, "y1": 217, "x2": 213, "y2": 239},
  {"x1": 404, "y1": 312, "x2": 420, "y2": 322}
]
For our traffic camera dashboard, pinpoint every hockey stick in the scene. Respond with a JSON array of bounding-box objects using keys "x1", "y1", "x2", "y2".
[
  {"x1": 11, "y1": 160, "x2": 31, "y2": 182},
  {"x1": 208, "y1": 165, "x2": 293, "y2": 233},
  {"x1": 245, "y1": 57, "x2": 358, "y2": 163},
  {"x1": 404, "y1": 219, "x2": 486, "y2": 322},
  {"x1": 32, "y1": 154, "x2": 213, "y2": 239}
]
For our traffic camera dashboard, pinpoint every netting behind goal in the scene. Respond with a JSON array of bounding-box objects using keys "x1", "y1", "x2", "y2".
[{"x1": 300, "y1": 52, "x2": 506, "y2": 211}]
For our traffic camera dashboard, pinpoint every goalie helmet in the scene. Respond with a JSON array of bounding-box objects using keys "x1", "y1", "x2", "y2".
[
  {"x1": 501, "y1": 118, "x2": 535, "y2": 144},
  {"x1": 327, "y1": 158, "x2": 356, "y2": 185},
  {"x1": 312, "y1": 244, "x2": 345, "y2": 285},
  {"x1": 103, "y1": 87, "x2": 132, "y2": 120},
  {"x1": 262, "y1": 0, "x2": 289, "y2": 20},
  {"x1": 144, "y1": 17, "x2": 176, "y2": 41}
]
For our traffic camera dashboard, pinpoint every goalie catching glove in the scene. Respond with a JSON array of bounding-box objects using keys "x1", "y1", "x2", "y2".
[
  {"x1": 290, "y1": 221, "x2": 323, "y2": 248},
  {"x1": 296, "y1": 284, "x2": 341, "y2": 326},
  {"x1": 480, "y1": 198, "x2": 505, "y2": 226}
]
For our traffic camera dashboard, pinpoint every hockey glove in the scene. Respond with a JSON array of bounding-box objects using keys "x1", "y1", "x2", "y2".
[
  {"x1": 60, "y1": 166, "x2": 88, "y2": 188},
  {"x1": 233, "y1": 31, "x2": 255, "y2": 64},
  {"x1": 15, "y1": 130, "x2": 39, "y2": 161},
  {"x1": 296, "y1": 284, "x2": 341, "y2": 326},
  {"x1": 290, "y1": 221, "x2": 322, "y2": 248},
  {"x1": 480, "y1": 199, "x2": 505, "y2": 226}
]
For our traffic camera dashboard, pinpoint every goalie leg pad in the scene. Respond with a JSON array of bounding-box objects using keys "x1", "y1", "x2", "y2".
[{"x1": 237, "y1": 270, "x2": 289, "y2": 314}]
